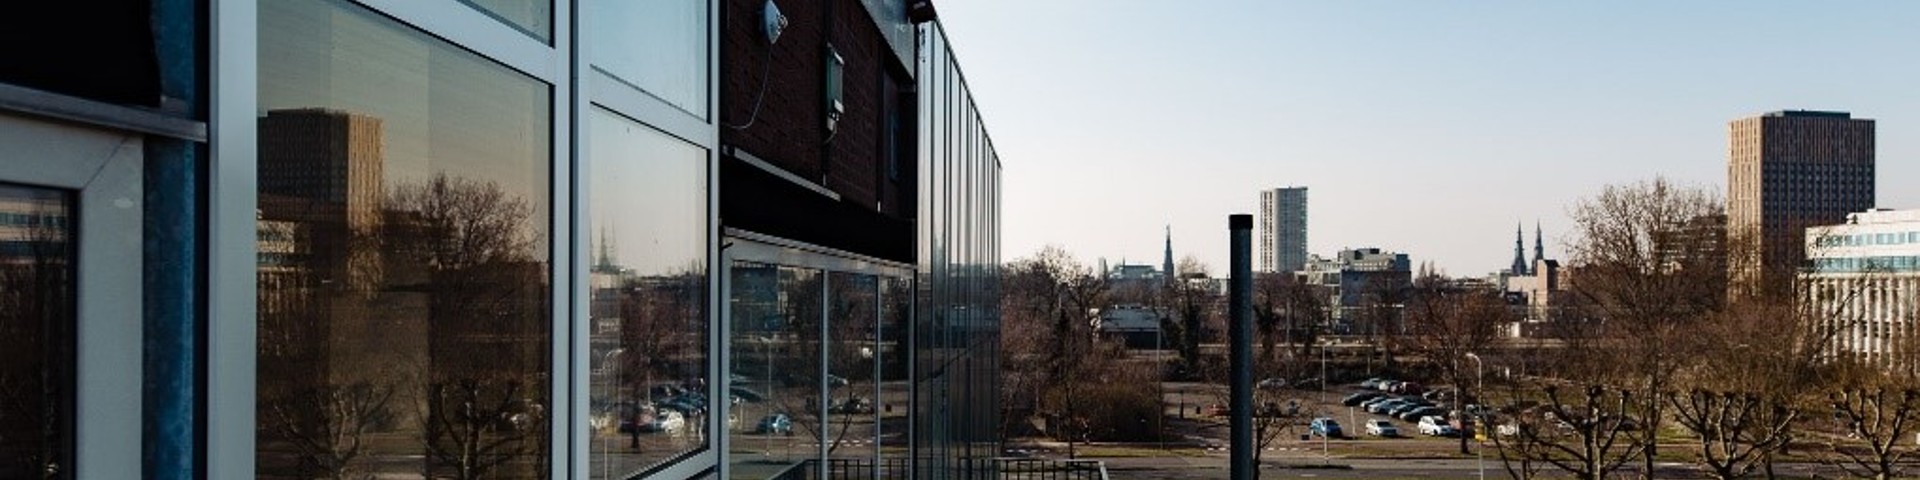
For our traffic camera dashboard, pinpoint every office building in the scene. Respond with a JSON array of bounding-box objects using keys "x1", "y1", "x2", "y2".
[
  {"x1": 1804, "y1": 209, "x2": 1920, "y2": 371},
  {"x1": 1728, "y1": 110, "x2": 1876, "y2": 296},
  {"x1": 1301, "y1": 248, "x2": 1411, "y2": 328},
  {"x1": 0, "y1": 1, "x2": 1002, "y2": 478},
  {"x1": 1260, "y1": 187, "x2": 1309, "y2": 273}
]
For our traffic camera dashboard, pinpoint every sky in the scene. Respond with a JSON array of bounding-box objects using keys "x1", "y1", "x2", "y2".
[{"x1": 933, "y1": 1, "x2": 1920, "y2": 277}]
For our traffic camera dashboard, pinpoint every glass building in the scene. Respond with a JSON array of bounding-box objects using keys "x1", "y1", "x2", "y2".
[{"x1": 0, "y1": 1, "x2": 1000, "y2": 478}]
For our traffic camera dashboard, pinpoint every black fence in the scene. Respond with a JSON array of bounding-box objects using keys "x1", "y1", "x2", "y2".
[{"x1": 762, "y1": 457, "x2": 1107, "y2": 480}]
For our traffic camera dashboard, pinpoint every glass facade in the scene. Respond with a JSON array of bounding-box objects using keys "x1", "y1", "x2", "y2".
[
  {"x1": 914, "y1": 22, "x2": 1004, "y2": 479},
  {"x1": 0, "y1": 0, "x2": 1005, "y2": 478},
  {"x1": 724, "y1": 256, "x2": 916, "y2": 479},
  {"x1": 588, "y1": 0, "x2": 711, "y2": 118},
  {"x1": 0, "y1": 183, "x2": 74, "y2": 478},
  {"x1": 255, "y1": 1, "x2": 553, "y2": 478},
  {"x1": 587, "y1": 108, "x2": 711, "y2": 477}
]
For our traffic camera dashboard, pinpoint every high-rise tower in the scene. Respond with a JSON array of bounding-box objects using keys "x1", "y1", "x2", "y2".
[
  {"x1": 1727, "y1": 110, "x2": 1875, "y2": 296},
  {"x1": 1259, "y1": 187, "x2": 1309, "y2": 273}
]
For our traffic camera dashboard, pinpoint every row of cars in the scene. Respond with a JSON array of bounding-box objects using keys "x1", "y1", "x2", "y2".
[{"x1": 1343, "y1": 379, "x2": 1471, "y2": 438}]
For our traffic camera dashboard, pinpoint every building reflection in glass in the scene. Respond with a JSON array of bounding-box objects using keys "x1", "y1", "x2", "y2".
[
  {"x1": 255, "y1": 1, "x2": 552, "y2": 478},
  {"x1": 0, "y1": 183, "x2": 74, "y2": 479},
  {"x1": 586, "y1": 107, "x2": 710, "y2": 477}
]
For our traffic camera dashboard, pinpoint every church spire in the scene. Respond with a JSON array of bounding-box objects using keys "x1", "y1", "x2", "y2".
[
  {"x1": 1510, "y1": 222, "x2": 1528, "y2": 276},
  {"x1": 1163, "y1": 225, "x2": 1175, "y2": 286},
  {"x1": 1532, "y1": 221, "x2": 1545, "y2": 266}
]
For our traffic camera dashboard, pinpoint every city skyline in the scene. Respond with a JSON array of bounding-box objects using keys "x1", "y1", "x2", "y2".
[{"x1": 937, "y1": 1, "x2": 1920, "y2": 275}]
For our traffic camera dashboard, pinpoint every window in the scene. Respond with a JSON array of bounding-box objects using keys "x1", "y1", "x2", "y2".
[
  {"x1": 586, "y1": 107, "x2": 710, "y2": 476},
  {"x1": 256, "y1": 1, "x2": 553, "y2": 477},
  {"x1": 461, "y1": 0, "x2": 552, "y2": 41},
  {"x1": 0, "y1": 183, "x2": 74, "y2": 478},
  {"x1": 589, "y1": 0, "x2": 710, "y2": 118}
]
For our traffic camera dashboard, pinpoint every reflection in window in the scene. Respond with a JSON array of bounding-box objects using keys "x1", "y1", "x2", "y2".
[
  {"x1": 255, "y1": 1, "x2": 552, "y2": 478},
  {"x1": 588, "y1": 0, "x2": 709, "y2": 118},
  {"x1": 728, "y1": 264, "x2": 820, "y2": 479},
  {"x1": 826, "y1": 273, "x2": 877, "y2": 472},
  {"x1": 461, "y1": 0, "x2": 552, "y2": 42},
  {"x1": 587, "y1": 108, "x2": 709, "y2": 477},
  {"x1": 0, "y1": 183, "x2": 73, "y2": 479}
]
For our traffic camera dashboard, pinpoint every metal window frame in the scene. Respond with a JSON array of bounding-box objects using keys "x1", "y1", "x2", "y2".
[
  {"x1": 211, "y1": 0, "x2": 573, "y2": 477},
  {"x1": 0, "y1": 111, "x2": 146, "y2": 480},
  {"x1": 574, "y1": 0, "x2": 722, "y2": 478}
]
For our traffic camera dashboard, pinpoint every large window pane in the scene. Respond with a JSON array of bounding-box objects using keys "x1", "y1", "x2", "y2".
[
  {"x1": 728, "y1": 264, "x2": 819, "y2": 479},
  {"x1": 825, "y1": 273, "x2": 877, "y2": 475},
  {"x1": 0, "y1": 183, "x2": 73, "y2": 479},
  {"x1": 461, "y1": 0, "x2": 552, "y2": 42},
  {"x1": 587, "y1": 107, "x2": 710, "y2": 477},
  {"x1": 588, "y1": 0, "x2": 709, "y2": 119},
  {"x1": 256, "y1": 1, "x2": 552, "y2": 478},
  {"x1": 877, "y1": 276, "x2": 911, "y2": 475}
]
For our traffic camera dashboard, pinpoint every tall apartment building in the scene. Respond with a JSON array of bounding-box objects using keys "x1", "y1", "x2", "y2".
[
  {"x1": 1803, "y1": 209, "x2": 1920, "y2": 371},
  {"x1": 1260, "y1": 187, "x2": 1309, "y2": 273},
  {"x1": 1728, "y1": 110, "x2": 1876, "y2": 296}
]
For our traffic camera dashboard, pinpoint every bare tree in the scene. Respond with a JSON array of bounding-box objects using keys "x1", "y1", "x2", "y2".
[
  {"x1": 1564, "y1": 177, "x2": 1725, "y2": 477},
  {"x1": 1826, "y1": 384, "x2": 1920, "y2": 480},
  {"x1": 1403, "y1": 275, "x2": 1511, "y2": 455},
  {"x1": 1493, "y1": 383, "x2": 1648, "y2": 480}
]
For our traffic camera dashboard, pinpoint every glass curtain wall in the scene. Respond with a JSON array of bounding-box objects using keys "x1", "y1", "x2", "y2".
[
  {"x1": 726, "y1": 258, "x2": 909, "y2": 480},
  {"x1": 586, "y1": 108, "x2": 710, "y2": 477},
  {"x1": 244, "y1": 0, "x2": 720, "y2": 478},
  {"x1": 582, "y1": 0, "x2": 717, "y2": 477},
  {"x1": 254, "y1": 1, "x2": 553, "y2": 479},
  {"x1": 915, "y1": 21, "x2": 1004, "y2": 480},
  {"x1": 0, "y1": 184, "x2": 75, "y2": 478}
]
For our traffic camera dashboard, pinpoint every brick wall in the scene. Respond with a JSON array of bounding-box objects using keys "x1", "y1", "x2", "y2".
[{"x1": 721, "y1": 0, "x2": 911, "y2": 218}]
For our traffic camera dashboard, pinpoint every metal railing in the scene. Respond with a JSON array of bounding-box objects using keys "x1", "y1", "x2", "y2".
[{"x1": 760, "y1": 457, "x2": 1108, "y2": 480}]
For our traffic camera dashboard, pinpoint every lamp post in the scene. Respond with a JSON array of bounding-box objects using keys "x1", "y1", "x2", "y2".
[
  {"x1": 756, "y1": 334, "x2": 776, "y2": 456},
  {"x1": 1465, "y1": 352, "x2": 1485, "y2": 480},
  {"x1": 602, "y1": 348, "x2": 626, "y2": 479}
]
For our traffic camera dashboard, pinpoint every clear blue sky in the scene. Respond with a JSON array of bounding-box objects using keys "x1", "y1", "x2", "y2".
[{"x1": 935, "y1": 1, "x2": 1920, "y2": 276}]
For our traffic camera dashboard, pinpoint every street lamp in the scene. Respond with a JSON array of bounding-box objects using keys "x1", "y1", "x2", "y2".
[
  {"x1": 1465, "y1": 352, "x2": 1485, "y2": 480},
  {"x1": 602, "y1": 348, "x2": 627, "y2": 480}
]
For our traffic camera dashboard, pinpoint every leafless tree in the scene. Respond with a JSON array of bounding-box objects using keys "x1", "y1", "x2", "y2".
[
  {"x1": 1403, "y1": 274, "x2": 1511, "y2": 455},
  {"x1": 1825, "y1": 384, "x2": 1920, "y2": 480},
  {"x1": 1564, "y1": 177, "x2": 1725, "y2": 477},
  {"x1": 1493, "y1": 383, "x2": 1648, "y2": 480}
]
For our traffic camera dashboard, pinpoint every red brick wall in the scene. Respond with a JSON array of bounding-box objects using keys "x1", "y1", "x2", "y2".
[{"x1": 722, "y1": 0, "x2": 910, "y2": 217}]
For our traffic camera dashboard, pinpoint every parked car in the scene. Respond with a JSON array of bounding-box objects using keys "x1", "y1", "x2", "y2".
[
  {"x1": 1399, "y1": 406, "x2": 1448, "y2": 422},
  {"x1": 729, "y1": 386, "x2": 766, "y2": 403},
  {"x1": 1378, "y1": 380, "x2": 1403, "y2": 392},
  {"x1": 1364, "y1": 419, "x2": 1400, "y2": 437},
  {"x1": 1368, "y1": 400, "x2": 1406, "y2": 414},
  {"x1": 1390, "y1": 381, "x2": 1425, "y2": 395},
  {"x1": 1359, "y1": 396, "x2": 1395, "y2": 410},
  {"x1": 756, "y1": 413, "x2": 793, "y2": 435},
  {"x1": 1342, "y1": 392, "x2": 1385, "y2": 406},
  {"x1": 1418, "y1": 415, "x2": 1459, "y2": 437},
  {"x1": 832, "y1": 397, "x2": 874, "y2": 414},
  {"x1": 1257, "y1": 377, "x2": 1289, "y2": 390},
  {"x1": 1360, "y1": 378, "x2": 1387, "y2": 390},
  {"x1": 1309, "y1": 418, "x2": 1344, "y2": 438},
  {"x1": 641, "y1": 409, "x2": 686, "y2": 433},
  {"x1": 1387, "y1": 401, "x2": 1433, "y2": 417}
]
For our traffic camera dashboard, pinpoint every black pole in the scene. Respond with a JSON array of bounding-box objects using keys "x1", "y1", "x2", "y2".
[{"x1": 1229, "y1": 214, "x2": 1254, "y2": 479}]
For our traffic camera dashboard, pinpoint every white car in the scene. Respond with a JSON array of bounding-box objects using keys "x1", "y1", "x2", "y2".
[
  {"x1": 1364, "y1": 419, "x2": 1399, "y2": 437},
  {"x1": 1418, "y1": 415, "x2": 1458, "y2": 437}
]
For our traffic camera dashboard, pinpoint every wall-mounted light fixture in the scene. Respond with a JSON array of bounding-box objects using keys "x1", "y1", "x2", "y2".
[
  {"x1": 908, "y1": 0, "x2": 938, "y2": 24},
  {"x1": 762, "y1": 0, "x2": 787, "y2": 44},
  {"x1": 824, "y1": 44, "x2": 845, "y2": 137}
]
